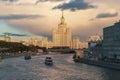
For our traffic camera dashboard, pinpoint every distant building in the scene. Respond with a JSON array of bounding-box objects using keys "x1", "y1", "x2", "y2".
[
  {"x1": 72, "y1": 37, "x2": 80, "y2": 49},
  {"x1": 38, "y1": 37, "x2": 49, "y2": 48},
  {"x1": 88, "y1": 35, "x2": 103, "y2": 59},
  {"x1": 88, "y1": 35, "x2": 102, "y2": 49},
  {"x1": 52, "y1": 11, "x2": 72, "y2": 48},
  {"x1": 72, "y1": 37, "x2": 88, "y2": 49},
  {"x1": 103, "y1": 21, "x2": 120, "y2": 59},
  {"x1": 79, "y1": 41, "x2": 88, "y2": 49},
  {"x1": 4, "y1": 33, "x2": 11, "y2": 42},
  {"x1": 29, "y1": 37, "x2": 39, "y2": 46},
  {"x1": 27, "y1": 11, "x2": 88, "y2": 49}
]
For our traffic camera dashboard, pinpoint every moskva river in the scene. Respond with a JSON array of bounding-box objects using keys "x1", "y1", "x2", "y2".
[{"x1": 0, "y1": 54, "x2": 120, "y2": 80}]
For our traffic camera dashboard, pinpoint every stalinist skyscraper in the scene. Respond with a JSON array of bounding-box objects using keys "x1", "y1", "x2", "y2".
[
  {"x1": 52, "y1": 11, "x2": 72, "y2": 48},
  {"x1": 28, "y1": 11, "x2": 88, "y2": 49}
]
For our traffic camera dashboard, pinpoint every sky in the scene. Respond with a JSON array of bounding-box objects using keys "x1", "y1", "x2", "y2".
[{"x1": 0, "y1": 0, "x2": 120, "y2": 41}]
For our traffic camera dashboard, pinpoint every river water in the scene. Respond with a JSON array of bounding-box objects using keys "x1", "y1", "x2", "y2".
[{"x1": 0, "y1": 54, "x2": 120, "y2": 80}]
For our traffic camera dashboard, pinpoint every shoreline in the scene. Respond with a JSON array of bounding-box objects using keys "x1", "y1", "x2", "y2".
[
  {"x1": 1, "y1": 54, "x2": 25, "y2": 60},
  {"x1": 76, "y1": 58, "x2": 120, "y2": 70}
]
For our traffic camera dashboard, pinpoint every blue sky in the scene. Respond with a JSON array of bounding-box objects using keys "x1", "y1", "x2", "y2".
[
  {"x1": 0, "y1": 20, "x2": 22, "y2": 34},
  {"x1": 0, "y1": 20, "x2": 40, "y2": 38}
]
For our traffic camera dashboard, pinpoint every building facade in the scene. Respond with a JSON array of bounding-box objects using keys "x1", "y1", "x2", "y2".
[
  {"x1": 27, "y1": 11, "x2": 88, "y2": 49},
  {"x1": 72, "y1": 37, "x2": 80, "y2": 49},
  {"x1": 88, "y1": 35, "x2": 103, "y2": 59},
  {"x1": 4, "y1": 33, "x2": 11, "y2": 42},
  {"x1": 72, "y1": 37, "x2": 88, "y2": 49},
  {"x1": 52, "y1": 11, "x2": 72, "y2": 48},
  {"x1": 103, "y1": 21, "x2": 120, "y2": 59},
  {"x1": 88, "y1": 35, "x2": 102, "y2": 50},
  {"x1": 29, "y1": 37, "x2": 39, "y2": 46}
]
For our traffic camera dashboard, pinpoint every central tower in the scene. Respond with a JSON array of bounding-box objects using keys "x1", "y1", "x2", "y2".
[{"x1": 52, "y1": 11, "x2": 72, "y2": 48}]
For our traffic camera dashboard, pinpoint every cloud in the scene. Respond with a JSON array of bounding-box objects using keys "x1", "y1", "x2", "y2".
[
  {"x1": 0, "y1": 14, "x2": 44, "y2": 20},
  {"x1": 0, "y1": 35, "x2": 4, "y2": 37},
  {"x1": 35, "y1": 0, "x2": 64, "y2": 4},
  {"x1": 89, "y1": 18, "x2": 95, "y2": 21},
  {"x1": 53, "y1": 0, "x2": 96, "y2": 11},
  {"x1": 3, "y1": 32, "x2": 28, "y2": 37},
  {"x1": 96, "y1": 12, "x2": 118, "y2": 18},
  {"x1": 6, "y1": 21, "x2": 50, "y2": 37},
  {"x1": 0, "y1": 0, "x2": 18, "y2": 2}
]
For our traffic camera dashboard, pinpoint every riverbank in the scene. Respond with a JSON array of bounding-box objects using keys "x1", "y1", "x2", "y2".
[
  {"x1": 77, "y1": 58, "x2": 120, "y2": 70},
  {"x1": 0, "y1": 54, "x2": 24, "y2": 60}
]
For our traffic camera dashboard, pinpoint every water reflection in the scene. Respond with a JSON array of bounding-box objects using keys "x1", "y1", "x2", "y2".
[{"x1": 0, "y1": 54, "x2": 120, "y2": 80}]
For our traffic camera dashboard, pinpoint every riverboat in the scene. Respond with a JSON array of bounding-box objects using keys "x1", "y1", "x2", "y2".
[{"x1": 45, "y1": 57, "x2": 53, "y2": 65}]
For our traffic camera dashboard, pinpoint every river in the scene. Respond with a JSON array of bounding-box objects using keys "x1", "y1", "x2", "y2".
[{"x1": 0, "y1": 54, "x2": 120, "y2": 80}]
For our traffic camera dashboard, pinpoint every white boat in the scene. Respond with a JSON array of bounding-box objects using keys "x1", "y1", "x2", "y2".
[{"x1": 45, "y1": 57, "x2": 53, "y2": 65}]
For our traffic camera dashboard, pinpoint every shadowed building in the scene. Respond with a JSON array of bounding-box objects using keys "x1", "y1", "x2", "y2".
[
  {"x1": 103, "y1": 21, "x2": 120, "y2": 59},
  {"x1": 88, "y1": 35, "x2": 103, "y2": 59}
]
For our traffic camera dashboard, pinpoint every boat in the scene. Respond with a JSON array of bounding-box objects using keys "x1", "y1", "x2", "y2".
[
  {"x1": 74, "y1": 58, "x2": 79, "y2": 62},
  {"x1": 24, "y1": 53, "x2": 31, "y2": 60},
  {"x1": 45, "y1": 57, "x2": 53, "y2": 65},
  {"x1": 73, "y1": 54, "x2": 79, "y2": 62}
]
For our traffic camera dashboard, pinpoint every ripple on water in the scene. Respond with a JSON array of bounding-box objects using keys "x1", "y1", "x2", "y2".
[{"x1": 0, "y1": 54, "x2": 120, "y2": 80}]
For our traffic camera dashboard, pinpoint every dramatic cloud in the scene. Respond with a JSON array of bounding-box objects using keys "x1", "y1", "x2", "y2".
[
  {"x1": 0, "y1": 14, "x2": 44, "y2": 20},
  {"x1": 3, "y1": 32, "x2": 28, "y2": 37},
  {"x1": 53, "y1": 0, "x2": 96, "y2": 11},
  {"x1": 96, "y1": 12, "x2": 118, "y2": 18}
]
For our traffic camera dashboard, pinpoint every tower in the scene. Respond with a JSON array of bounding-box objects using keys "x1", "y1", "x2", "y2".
[
  {"x1": 4, "y1": 33, "x2": 11, "y2": 42},
  {"x1": 52, "y1": 10, "x2": 72, "y2": 48}
]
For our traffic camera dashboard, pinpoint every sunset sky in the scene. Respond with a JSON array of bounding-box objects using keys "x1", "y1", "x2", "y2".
[{"x1": 0, "y1": 0, "x2": 120, "y2": 41}]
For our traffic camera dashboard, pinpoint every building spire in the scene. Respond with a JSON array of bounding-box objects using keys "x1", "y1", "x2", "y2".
[
  {"x1": 60, "y1": 10, "x2": 65, "y2": 24},
  {"x1": 62, "y1": 9, "x2": 64, "y2": 18}
]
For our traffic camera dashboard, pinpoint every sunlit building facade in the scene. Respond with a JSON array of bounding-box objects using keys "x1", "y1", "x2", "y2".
[
  {"x1": 73, "y1": 37, "x2": 80, "y2": 49},
  {"x1": 38, "y1": 37, "x2": 48, "y2": 48},
  {"x1": 52, "y1": 11, "x2": 72, "y2": 48},
  {"x1": 28, "y1": 11, "x2": 88, "y2": 49},
  {"x1": 72, "y1": 37, "x2": 88, "y2": 49},
  {"x1": 29, "y1": 37, "x2": 39, "y2": 46},
  {"x1": 4, "y1": 33, "x2": 11, "y2": 42}
]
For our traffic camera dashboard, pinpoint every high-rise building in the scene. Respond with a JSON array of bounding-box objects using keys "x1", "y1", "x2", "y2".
[
  {"x1": 103, "y1": 21, "x2": 120, "y2": 59},
  {"x1": 27, "y1": 11, "x2": 88, "y2": 49},
  {"x1": 52, "y1": 11, "x2": 72, "y2": 48}
]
